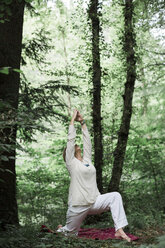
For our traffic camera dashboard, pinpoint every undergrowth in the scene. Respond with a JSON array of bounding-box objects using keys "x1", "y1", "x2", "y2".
[{"x1": 0, "y1": 224, "x2": 165, "y2": 248}]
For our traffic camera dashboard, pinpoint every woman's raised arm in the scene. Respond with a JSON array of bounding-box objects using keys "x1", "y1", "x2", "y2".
[
  {"x1": 65, "y1": 110, "x2": 78, "y2": 165},
  {"x1": 76, "y1": 111, "x2": 92, "y2": 161}
]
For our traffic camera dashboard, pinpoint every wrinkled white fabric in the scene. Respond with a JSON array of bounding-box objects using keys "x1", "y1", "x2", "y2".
[
  {"x1": 58, "y1": 125, "x2": 128, "y2": 236},
  {"x1": 65, "y1": 125, "x2": 100, "y2": 206},
  {"x1": 57, "y1": 192, "x2": 128, "y2": 235}
]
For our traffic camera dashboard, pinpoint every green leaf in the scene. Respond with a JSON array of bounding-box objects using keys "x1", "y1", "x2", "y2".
[
  {"x1": 5, "y1": 169, "x2": 14, "y2": 175},
  {"x1": 0, "y1": 67, "x2": 20, "y2": 74},
  {"x1": 1, "y1": 155, "x2": 9, "y2": 161},
  {"x1": 0, "y1": 67, "x2": 10, "y2": 74},
  {"x1": 35, "y1": 243, "x2": 48, "y2": 248},
  {"x1": 13, "y1": 68, "x2": 23, "y2": 74},
  {"x1": 9, "y1": 156, "x2": 15, "y2": 160}
]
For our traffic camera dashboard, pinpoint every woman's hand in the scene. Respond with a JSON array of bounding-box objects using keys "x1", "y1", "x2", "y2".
[
  {"x1": 70, "y1": 109, "x2": 78, "y2": 125},
  {"x1": 72, "y1": 109, "x2": 78, "y2": 120},
  {"x1": 75, "y1": 111, "x2": 83, "y2": 123},
  {"x1": 70, "y1": 110, "x2": 84, "y2": 126}
]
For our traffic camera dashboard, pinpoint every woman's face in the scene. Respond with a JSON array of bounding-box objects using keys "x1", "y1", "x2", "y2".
[
  {"x1": 75, "y1": 144, "x2": 82, "y2": 158},
  {"x1": 75, "y1": 144, "x2": 81, "y2": 153}
]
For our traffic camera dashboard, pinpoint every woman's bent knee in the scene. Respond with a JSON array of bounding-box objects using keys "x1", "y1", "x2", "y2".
[{"x1": 113, "y1": 192, "x2": 122, "y2": 199}]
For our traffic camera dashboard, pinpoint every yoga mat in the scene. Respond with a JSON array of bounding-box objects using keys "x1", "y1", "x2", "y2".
[
  {"x1": 41, "y1": 225, "x2": 139, "y2": 241},
  {"x1": 78, "y1": 227, "x2": 139, "y2": 241}
]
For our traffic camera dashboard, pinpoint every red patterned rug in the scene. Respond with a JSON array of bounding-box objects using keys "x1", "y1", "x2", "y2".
[
  {"x1": 41, "y1": 225, "x2": 139, "y2": 241},
  {"x1": 78, "y1": 227, "x2": 139, "y2": 241}
]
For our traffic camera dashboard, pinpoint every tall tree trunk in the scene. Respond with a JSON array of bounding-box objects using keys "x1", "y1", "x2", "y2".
[
  {"x1": 108, "y1": 0, "x2": 136, "y2": 192},
  {"x1": 140, "y1": 66, "x2": 148, "y2": 116},
  {"x1": 61, "y1": 30, "x2": 72, "y2": 116},
  {"x1": 0, "y1": 1, "x2": 25, "y2": 226},
  {"x1": 88, "y1": 0, "x2": 103, "y2": 192}
]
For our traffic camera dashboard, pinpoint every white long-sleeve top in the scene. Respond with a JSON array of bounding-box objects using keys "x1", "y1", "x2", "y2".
[{"x1": 65, "y1": 124, "x2": 100, "y2": 207}]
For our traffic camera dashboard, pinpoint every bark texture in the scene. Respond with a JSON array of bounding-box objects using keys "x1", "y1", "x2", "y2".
[
  {"x1": 108, "y1": 0, "x2": 136, "y2": 192},
  {"x1": 88, "y1": 0, "x2": 103, "y2": 192},
  {"x1": 0, "y1": 1, "x2": 25, "y2": 226}
]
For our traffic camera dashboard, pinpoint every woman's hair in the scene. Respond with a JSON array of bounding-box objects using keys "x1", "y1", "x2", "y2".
[
  {"x1": 63, "y1": 145, "x2": 78, "y2": 162},
  {"x1": 63, "y1": 147, "x2": 67, "y2": 162}
]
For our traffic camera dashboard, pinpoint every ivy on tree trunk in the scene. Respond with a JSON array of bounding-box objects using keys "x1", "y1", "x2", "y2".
[
  {"x1": 88, "y1": 0, "x2": 103, "y2": 193},
  {"x1": 108, "y1": 0, "x2": 136, "y2": 192},
  {"x1": 0, "y1": 0, "x2": 25, "y2": 226}
]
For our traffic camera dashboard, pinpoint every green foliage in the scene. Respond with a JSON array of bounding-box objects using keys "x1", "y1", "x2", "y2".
[
  {"x1": 157, "y1": 236, "x2": 165, "y2": 248},
  {"x1": 139, "y1": 235, "x2": 165, "y2": 248},
  {"x1": 0, "y1": 67, "x2": 10, "y2": 75},
  {"x1": 0, "y1": 67, "x2": 23, "y2": 74},
  {"x1": 0, "y1": 224, "x2": 125, "y2": 248},
  {"x1": 1, "y1": 1, "x2": 164, "y2": 248},
  {"x1": 21, "y1": 28, "x2": 53, "y2": 68},
  {"x1": 0, "y1": 0, "x2": 24, "y2": 23},
  {"x1": 14, "y1": 0, "x2": 165, "y2": 230},
  {"x1": 17, "y1": 77, "x2": 79, "y2": 142},
  {"x1": 17, "y1": 151, "x2": 69, "y2": 225},
  {"x1": 25, "y1": 0, "x2": 32, "y2": 3}
]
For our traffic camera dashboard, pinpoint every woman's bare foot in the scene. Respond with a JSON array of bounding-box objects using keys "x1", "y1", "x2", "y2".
[
  {"x1": 57, "y1": 224, "x2": 63, "y2": 229},
  {"x1": 56, "y1": 224, "x2": 63, "y2": 232},
  {"x1": 115, "y1": 228, "x2": 131, "y2": 242}
]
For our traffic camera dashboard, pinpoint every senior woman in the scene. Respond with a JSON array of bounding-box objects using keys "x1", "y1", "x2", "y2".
[{"x1": 57, "y1": 109, "x2": 131, "y2": 242}]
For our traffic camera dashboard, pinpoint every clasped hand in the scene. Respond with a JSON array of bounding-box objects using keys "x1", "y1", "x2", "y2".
[{"x1": 72, "y1": 109, "x2": 83, "y2": 123}]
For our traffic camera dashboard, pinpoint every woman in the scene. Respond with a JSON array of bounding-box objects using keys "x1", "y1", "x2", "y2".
[{"x1": 57, "y1": 109, "x2": 131, "y2": 242}]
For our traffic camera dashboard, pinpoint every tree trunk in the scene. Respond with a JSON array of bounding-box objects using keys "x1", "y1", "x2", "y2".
[
  {"x1": 140, "y1": 66, "x2": 148, "y2": 116},
  {"x1": 88, "y1": 0, "x2": 103, "y2": 192},
  {"x1": 61, "y1": 30, "x2": 72, "y2": 116},
  {"x1": 108, "y1": 0, "x2": 136, "y2": 192},
  {"x1": 0, "y1": 1, "x2": 25, "y2": 226}
]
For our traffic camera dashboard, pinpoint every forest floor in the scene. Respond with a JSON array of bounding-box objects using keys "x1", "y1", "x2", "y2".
[
  {"x1": 0, "y1": 225, "x2": 165, "y2": 248},
  {"x1": 129, "y1": 226, "x2": 165, "y2": 247},
  {"x1": 77, "y1": 226, "x2": 165, "y2": 248}
]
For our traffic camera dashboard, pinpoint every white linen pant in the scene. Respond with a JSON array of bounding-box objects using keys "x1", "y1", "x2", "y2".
[{"x1": 57, "y1": 192, "x2": 128, "y2": 235}]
